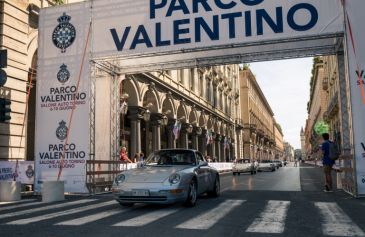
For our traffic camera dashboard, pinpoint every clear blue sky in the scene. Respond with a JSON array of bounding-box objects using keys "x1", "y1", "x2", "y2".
[{"x1": 249, "y1": 58, "x2": 313, "y2": 149}]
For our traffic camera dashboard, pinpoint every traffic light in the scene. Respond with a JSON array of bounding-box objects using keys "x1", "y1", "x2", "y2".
[
  {"x1": 0, "y1": 98, "x2": 11, "y2": 122},
  {"x1": 0, "y1": 49, "x2": 7, "y2": 87}
]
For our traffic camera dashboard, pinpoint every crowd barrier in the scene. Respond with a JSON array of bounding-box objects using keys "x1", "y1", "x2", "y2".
[
  {"x1": 120, "y1": 162, "x2": 233, "y2": 173},
  {"x1": 304, "y1": 160, "x2": 340, "y2": 171}
]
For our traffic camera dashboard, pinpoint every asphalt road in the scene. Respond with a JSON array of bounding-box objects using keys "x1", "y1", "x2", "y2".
[{"x1": 1, "y1": 163, "x2": 365, "y2": 237}]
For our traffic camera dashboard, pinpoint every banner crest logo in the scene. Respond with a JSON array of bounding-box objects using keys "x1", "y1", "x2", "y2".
[
  {"x1": 57, "y1": 64, "x2": 70, "y2": 84},
  {"x1": 56, "y1": 120, "x2": 68, "y2": 141},
  {"x1": 52, "y1": 12, "x2": 76, "y2": 53}
]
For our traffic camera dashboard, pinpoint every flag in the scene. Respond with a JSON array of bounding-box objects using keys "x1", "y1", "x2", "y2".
[
  {"x1": 206, "y1": 130, "x2": 213, "y2": 145},
  {"x1": 173, "y1": 120, "x2": 181, "y2": 140}
]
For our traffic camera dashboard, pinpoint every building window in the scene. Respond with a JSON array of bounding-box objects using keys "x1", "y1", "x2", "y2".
[
  {"x1": 206, "y1": 79, "x2": 210, "y2": 102},
  {"x1": 199, "y1": 73, "x2": 204, "y2": 97},
  {"x1": 189, "y1": 68, "x2": 195, "y2": 91},
  {"x1": 179, "y1": 69, "x2": 184, "y2": 84},
  {"x1": 213, "y1": 86, "x2": 217, "y2": 107}
]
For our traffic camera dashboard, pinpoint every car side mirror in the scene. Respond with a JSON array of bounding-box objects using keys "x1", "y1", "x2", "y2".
[{"x1": 198, "y1": 161, "x2": 208, "y2": 167}]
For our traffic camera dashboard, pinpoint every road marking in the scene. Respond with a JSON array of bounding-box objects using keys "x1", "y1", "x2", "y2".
[
  {"x1": 176, "y1": 199, "x2": 245, "y2": 230},
  {"x1": 0, "y1": 199, "x2": 95, "y2": 220},
  {"x1": 0, "y1": 199, "x2": 40, "y2": 211},
  {"x1": 314, "y1": 202, "x2": 365, "y2": 236},
  {"x1": 6, "y1": 200, "x2": 116, "y2": 225},
  {"x1": 55, "y1": 208, "x2": 126, "y2": 226},
  {"x1": 246, "y1": 200, "x2": 290, "y2": 234},
  {"x1": 0, "y1": 199, "x2": 36, "y2": 206},
  {"x1": 113, "y1": 208, "x2": 179, "y2": 227}
]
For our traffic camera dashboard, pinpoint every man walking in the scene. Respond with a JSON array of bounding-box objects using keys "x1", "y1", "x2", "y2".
[{"x1": 321, "y1": 133, "x2": 335, "y2": 192}]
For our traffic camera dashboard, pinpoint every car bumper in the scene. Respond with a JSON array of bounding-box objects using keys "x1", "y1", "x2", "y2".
[
  {"x1": 258, "y1": 166, "x2": 274, "y2": 171},
  {"x1": 232, "y1": 167, "x2": 253, "y2": 173},
  {"x1": 112, "y1": 182, "x2": 189, "y2": 204}
]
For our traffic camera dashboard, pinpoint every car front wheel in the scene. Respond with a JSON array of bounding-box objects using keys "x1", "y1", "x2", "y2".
[
  {"x1": 208, "y1": 176, "x2": 220, "y2": 197},
  {"x1": 184, "y1": 179, "x2": 197, "y2": 207}
]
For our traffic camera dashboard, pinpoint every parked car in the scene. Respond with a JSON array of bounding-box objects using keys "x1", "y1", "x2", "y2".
[
  {"x1": 232, "y1": 159, "x2": 257, "y2": 175},
  {"x1": 112, "y1": 149, "x2": 220, "y2": 207},
  {"x1": 257, "y1": 160, "x2": 276, "y2": 172},
  {"x1": 272, "y1": 160, "x2": 282, "y2": 169}
]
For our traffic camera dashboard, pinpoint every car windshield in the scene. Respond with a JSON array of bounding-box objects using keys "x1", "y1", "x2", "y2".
[
  {"x1": 237, "y1": 159, "x2": 250, "y2": 164},
  {"x1": 144, "y1": 150, "x2": 196, "y2": 166}
]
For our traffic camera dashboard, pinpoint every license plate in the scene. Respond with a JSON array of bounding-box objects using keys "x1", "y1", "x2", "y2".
[{"x1": 132, "y1": 190, "x2": 150, "y2": 196}]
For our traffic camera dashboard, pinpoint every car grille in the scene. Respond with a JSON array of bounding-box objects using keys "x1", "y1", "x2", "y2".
[{"x1": 118, "y1": 196, "x2": 168, "y2": 202}]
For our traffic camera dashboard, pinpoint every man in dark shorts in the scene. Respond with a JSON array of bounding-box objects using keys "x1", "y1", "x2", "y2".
[{"x1": 321, "y1": 133, "x2": 335, "y2": 192}]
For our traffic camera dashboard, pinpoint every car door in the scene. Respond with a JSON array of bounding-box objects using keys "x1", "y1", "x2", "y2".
[{"x1": 195, "y1": 152, "x2": 210, "y2": 193}]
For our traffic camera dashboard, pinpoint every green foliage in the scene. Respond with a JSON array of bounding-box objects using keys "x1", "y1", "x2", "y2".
[
  {"x1": 314, "y1": 121, "x2": 329, "y2": 135},
  {"x1": 54, "y1": 0, "x2": 64, "y2": 5},
  {"x1": 242, "y1": 64, "x2": 250, "y2": 70}
]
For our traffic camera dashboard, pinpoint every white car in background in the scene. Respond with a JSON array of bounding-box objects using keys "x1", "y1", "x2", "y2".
[
  {"x1": 232, "y1": 159, "x2": 257, "y2": 175},
  {"x1": 257, "y1": 160, "x2": 276, "y2": 172}
]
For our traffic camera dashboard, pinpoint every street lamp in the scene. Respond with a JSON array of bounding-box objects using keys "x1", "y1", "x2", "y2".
[
  {"x1": 143, "y1": 109, "x2": 151, "y2": 121},
  {"x1": 186, "y1": 124, "x2": 193, "y2": 134},
  {"x1": 162, "y1": 115, "x2": 168, "y2": 126},
  {"x1": 196, "y1": 127, "x2": 202, "y2": 135}
]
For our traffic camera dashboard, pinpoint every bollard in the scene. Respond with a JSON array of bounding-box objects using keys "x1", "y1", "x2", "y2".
[
  {"x1": 42, "y1": 181, "x2": 65, "y2": 202},
  {"x1": 0, "y1": 181, "x2": 21, "y2": 202},
  {"x1": 336, "y1": 172, "x2": 342, "y2": 190}
]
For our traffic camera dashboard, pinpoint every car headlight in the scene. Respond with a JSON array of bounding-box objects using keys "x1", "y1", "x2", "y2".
[
  {"x1": 168, "y1": 173, "x2": 181, "y2": 184},
  {"x1": 115, "y1": 174, "x2": 125, "y2": 185}
]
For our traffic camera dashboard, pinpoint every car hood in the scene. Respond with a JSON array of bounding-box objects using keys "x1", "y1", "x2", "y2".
[{"x1": 123, "y1": 166, "x2": 189, "y2": 183}]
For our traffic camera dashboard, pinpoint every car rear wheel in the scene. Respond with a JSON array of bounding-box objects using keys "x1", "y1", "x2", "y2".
[
  {"x1": 208, "y1": 176, "x2": 220, "y2": 197},
  {"x1": 183, "y1": 180, "x2": 197, "y2": 207}
]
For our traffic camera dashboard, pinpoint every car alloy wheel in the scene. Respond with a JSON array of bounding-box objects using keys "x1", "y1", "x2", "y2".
[{"x1": 184, "y1": 180, "x2": 197, "y2": 207}]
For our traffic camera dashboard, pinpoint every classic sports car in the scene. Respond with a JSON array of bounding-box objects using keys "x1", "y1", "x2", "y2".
[
  {"x1": 257, "y1": 160, "x2": 276, "y2": 172},
  {"x1": 112, "y1": 149, "x2": 220, "y2": 207},
  {"x1": 232, "y1": 159, "x2": 257, "y2": 175}
]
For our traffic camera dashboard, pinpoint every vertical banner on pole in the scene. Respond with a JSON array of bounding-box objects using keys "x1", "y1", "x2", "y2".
[
  {"x1": 344, "y1": 0, "x2": 365, "y2": 196},
  {"x1": 35, "y1": 2, "x2": 91, "y2": 193}
]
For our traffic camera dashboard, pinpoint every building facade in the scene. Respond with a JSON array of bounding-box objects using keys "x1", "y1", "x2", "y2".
[
  {"x1": 283, "y1": 142, "x2": 294, "y2": 162},
  {"x1": 304, "y1": 57, "x2": 328, "y2": 160},
  {"x1": 322, "y1": 55, "x2": 342, "y2": 152},
  {"x1": 239, "y1": 67, "x2": 283, "y2": 161},
  {"x1": 119, "y1": 66, "x2": 242, "y2": 161}
]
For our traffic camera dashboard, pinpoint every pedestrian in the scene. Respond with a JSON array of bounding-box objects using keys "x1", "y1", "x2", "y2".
[
  {"x1": 321, "y1": 133, "x2": 335, "y2": 192},
  {"x1": 120, "y1": 147, "x2": 132, "y2": 164},
  {"x1": 138, "y1": 152, "x2": 145, "y2": 167},
  {"x1": 132, "y1": 153, "x2": 139, "y2": 163},
  {"x1": 294, "y1": 159, "x2": 297, "y2": 167}
]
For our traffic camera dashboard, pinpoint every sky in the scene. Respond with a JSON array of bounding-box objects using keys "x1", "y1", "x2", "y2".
[{"x1": 249, "y1": 58, "x2": 313, "y2": 149}]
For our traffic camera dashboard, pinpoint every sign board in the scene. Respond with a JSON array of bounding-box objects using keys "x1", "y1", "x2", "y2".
[
  {"x1": 0, "y1": 161, "x2": 35, "y2": 185},
  {"x1": 91, "y1": 0, "x2": 343, "y2": 72},
  {"x1": 35, "y1": 2, "x2": 91, "y2": 193},
  {"x1": 344, "y1": 0, "x2": 365, "y2": 196}
]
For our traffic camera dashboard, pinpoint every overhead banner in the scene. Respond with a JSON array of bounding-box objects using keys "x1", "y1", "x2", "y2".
[
  {"x1": 92, "y1": 0, "x2": 343, "y2": 58},
  {"x1": 344, "y1": 0, "x2": 365, "y2": 196},
  {"x1": 35, "y1": 2, "x2": 91, "y2": 193}
]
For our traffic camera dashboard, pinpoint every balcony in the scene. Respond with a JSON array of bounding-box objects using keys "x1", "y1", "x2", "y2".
[
  {"x1": 326, "y1": 91, "x2": 339, "y2": 118},
  {"x1": 235, "y1": 118, "x2": 243, "y2": 129},
  {"x1": 234, "y1": 88, "x2": 239, "y2": 99}
]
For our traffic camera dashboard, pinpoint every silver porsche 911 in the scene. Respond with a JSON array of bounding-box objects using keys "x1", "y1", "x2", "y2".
[{"x1": 112, "y1": 149, "x2": 220, "y2": 207}]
